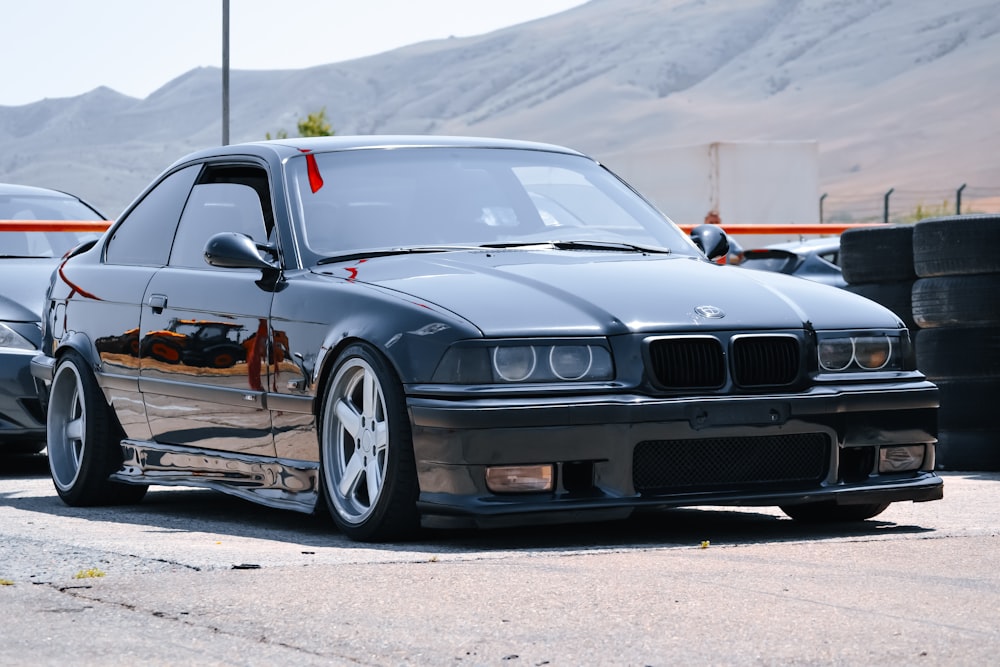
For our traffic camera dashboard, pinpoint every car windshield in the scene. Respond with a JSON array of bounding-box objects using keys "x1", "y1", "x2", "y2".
[
  {"x1": 285, "y1": 147, "x2": 699, "y2": 265},
  {"x1": 0, "y1": 193, "x2": 102, "y2": 258}
]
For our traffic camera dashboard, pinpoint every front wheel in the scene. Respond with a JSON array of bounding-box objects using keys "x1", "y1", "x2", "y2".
[
  {"x1": 318, "y1": 344, "x2": 419, "y2": 541},
  {"x1": 47, "y1": 351, "x2": 148, "y2": 506},
  {"x1": 780, "y1": 501, "x2": 889, "y2": 523}
]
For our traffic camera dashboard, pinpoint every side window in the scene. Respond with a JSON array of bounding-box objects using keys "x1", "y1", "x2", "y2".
[
  {"x1": 105, "y1": 165, "x2": 200, "y2": 266},
  {"x1": 168, "y1": 182, "x2": 268, "y2": 269}
]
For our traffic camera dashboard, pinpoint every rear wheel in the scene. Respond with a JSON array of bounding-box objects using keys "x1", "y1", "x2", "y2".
[
  {"x1": 143, "y1": 338, "x2": 183, "y2": 364},
  {"x1": 47, "y1": 351, "x2": 148, "y2": 506},
  {"x1": 780, "y1": 501, "x2": 889, "y2": 523},
  {"x1": 206, "y1": 346, "x2": 240, "y2": 369},
  {"x1": 318, "y1": 343, "x2": 419, "y2": 541}
]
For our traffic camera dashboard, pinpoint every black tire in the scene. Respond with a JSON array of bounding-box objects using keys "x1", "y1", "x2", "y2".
[
  {"x1": 839, "y1": 225, "x2": 916, "y2": 284},
  {"x1": 318, "y1": 343, "x2": 419, "y2": 541},
  {"x1": 912, "y1": 275, "x2": 1000, "y2": 328},
  {"x1": 46, "y1": 351, "x2": 148, "y2": 506},
  {"x1": 913, "y1": 214, "x2": 1000, "y2": 278},
  {"x1": 206, "y1": 346, "x2": 241, "y2": 369},
  {"x1": 916, "y1": 327, "x2": 1000, "y2": 380},
  {"x1": 846, "y1": 281, "x2": 915, "y2": 330},
  {"x1": 935, "y1": 429, "x2": 1000, "y2": 472},
  {"x1": 143, "y1": 338, "x2": 184, "y2": 364},
  {"x1": 780, "y1": 501, "x2": 890, "y2": 523},
  {"x1": 933, "y1": 378, "x2": 999, "y2": 432}
]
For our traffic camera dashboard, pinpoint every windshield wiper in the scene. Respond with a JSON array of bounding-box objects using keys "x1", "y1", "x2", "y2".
[
  {"x1": 316, "y1": 245, "x2": 483, "y2": 265},
  {"x1": 479, "y1": 240, "x2": 672, "y2": 254},
  {"x1": 316, "y1": 241, "x2": 672, "y2": 264}
]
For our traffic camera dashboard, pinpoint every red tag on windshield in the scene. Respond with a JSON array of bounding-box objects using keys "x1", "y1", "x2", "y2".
[{"x1": 300, "y1": 150, "x2": 324, "y2": 193}]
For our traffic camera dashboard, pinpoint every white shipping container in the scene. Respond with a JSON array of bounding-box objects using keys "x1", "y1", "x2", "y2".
[{"x1": 601, "y1": 141, "x2": 821, "y2": 246}]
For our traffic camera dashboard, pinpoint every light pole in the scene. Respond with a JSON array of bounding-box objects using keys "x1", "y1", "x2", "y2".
[{"x1": 222, "y1": 0, "x2": 230, "y2": 145}]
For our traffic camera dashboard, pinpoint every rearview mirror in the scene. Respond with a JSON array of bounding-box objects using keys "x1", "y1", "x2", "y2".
[
  {"x1": 204, "y1": 232, "x2": 278, "y2": 270},
  {"x1": 689, "y1": 224, "x2": 730, "y2": 260}
]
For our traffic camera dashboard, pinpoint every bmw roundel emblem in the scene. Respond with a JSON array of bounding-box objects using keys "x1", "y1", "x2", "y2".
[{"x1": 694, "y1": 305, "x2": 726, "y2": 319}]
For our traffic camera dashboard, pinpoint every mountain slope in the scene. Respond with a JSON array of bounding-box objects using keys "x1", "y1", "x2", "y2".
[{"x1": 1, "y1": 0, "x2": 997, "y2": 219}]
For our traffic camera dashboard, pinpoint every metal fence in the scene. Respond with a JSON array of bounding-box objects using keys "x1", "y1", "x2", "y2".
[{"x1": 822, "y1": 185, "x2": 1000, "y2": 224}]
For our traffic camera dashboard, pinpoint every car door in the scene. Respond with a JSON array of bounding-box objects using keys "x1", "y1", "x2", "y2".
[
  {"x1": 54, "y1": 164, "x2": 202, "y2": 441},
  {"x1": 138, "y1": 163, "x2": 277, "y2": 456}
]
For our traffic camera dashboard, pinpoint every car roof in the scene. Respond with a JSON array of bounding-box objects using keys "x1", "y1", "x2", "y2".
[
  {"x1": 168, "y1": 135, "x2": 587, "y2": 167},
  {"x1": 0, "y1": 182, "x2": 79, "y2": 199}
]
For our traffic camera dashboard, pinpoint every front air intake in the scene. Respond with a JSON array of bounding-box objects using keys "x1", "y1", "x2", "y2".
[{"x1": 633, "y1": 433, "x2": 830, "y2": 492}]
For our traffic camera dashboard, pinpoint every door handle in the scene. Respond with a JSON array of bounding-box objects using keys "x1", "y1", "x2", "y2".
[{"x1": 147, "y1": 294, "x2": 167, "y2": 314}]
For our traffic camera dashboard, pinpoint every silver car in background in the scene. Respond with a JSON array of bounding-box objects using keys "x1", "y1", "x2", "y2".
[{"x1": 0, "y1": 183, "x2": 105, "y2": 453}]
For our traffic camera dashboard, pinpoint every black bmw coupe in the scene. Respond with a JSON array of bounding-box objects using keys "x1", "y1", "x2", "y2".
[{"x1": 32, "y1": 136, "x2": 941, "y2": 540}]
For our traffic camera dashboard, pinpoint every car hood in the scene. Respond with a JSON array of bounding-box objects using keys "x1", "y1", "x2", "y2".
[
  {"x1": 0, "y1": 259, "x2": 58, "y2": 321},
  {"x1": 315, "y1": 250, "x2": 903, "y2": 337}
]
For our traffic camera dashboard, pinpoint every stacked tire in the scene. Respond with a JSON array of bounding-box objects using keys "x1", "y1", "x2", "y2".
[
  {"x1": 912, "y1": 215, "x2": 1000, "y2": 471},
  {"x1": 840, "y1": 224, "x2": 917, "y2": 331}
]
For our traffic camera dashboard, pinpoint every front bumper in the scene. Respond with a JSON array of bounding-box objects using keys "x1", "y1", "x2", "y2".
[
  {"x1": 406, "y1": 380, "x2": 942, "y2": 528},
  {"x1": 0, "y1": 349, "x2": 46, "y2": 445}
]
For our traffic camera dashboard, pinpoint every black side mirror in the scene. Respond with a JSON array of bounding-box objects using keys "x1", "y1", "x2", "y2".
[
  {"x1": 204, "y1": 232, "x2": 278, "y2": 270},
  {"x1": 689, "y1": 224, "x2": 730, "y2": 260}
]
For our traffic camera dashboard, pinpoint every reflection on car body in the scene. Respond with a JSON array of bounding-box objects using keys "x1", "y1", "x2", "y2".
[
  {"x1": 31, "y1": 137, "x2": 941, "y2": 541},
  {"x1": 1, "y1": 183, "x2": 104, "y2": 453},
  {"x1": 140, "y1": 318, "x2": 247, "y2": 368}
]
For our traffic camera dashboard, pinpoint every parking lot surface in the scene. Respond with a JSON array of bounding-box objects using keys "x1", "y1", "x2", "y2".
[{"x1": 2, "y1": 455, "x2": 998, "y2": 666}]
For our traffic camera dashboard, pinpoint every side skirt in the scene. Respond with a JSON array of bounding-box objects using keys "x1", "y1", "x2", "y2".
[{"x1": 113, "y1": 439, "x2": 320, "y2": 513}]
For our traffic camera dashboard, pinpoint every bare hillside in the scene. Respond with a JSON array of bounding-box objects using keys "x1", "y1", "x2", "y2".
[{"x1": 1, "y1": 0, "x2": 997, "y2": 219}]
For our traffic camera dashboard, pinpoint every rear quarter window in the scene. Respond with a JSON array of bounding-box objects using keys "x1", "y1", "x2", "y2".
[{"x1": 105, "y1": 165, "x2": 200, "y2": 266}]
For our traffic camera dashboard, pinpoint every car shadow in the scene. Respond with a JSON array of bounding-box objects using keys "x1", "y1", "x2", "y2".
[
  {"x1": 1, "y1": 455, "x2": 934, "y2": 555},
  {"x1": 0, "y1": 452, "x2": 49, "y2": 476}
]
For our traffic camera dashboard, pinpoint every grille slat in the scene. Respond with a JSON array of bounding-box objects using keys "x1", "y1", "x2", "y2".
[
  {"x1": 633, "y1": 433, "x2": 829, "y2": 492},
  {"x1": 647, "y1": 338, "x2": 725, "y2": 388},
  {"x1": 733, "y1": 336, "x2": 800, "y2": 387},
  {"x1": 647, "y1": 335, "x2": 801, "y2": 389}
]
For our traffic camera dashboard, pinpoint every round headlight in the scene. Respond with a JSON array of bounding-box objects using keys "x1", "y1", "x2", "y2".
[
  {"x1": 493, "y1": 346, "x2": 537, "y2": 382},
  {"x1": 549, "y1": 345, "x2": 593, "y2": 381},
  {"x1": 853, "y1": 336, "x2": 891, "y2": 370},
  {"x1": 818, "y1": 339, "x2": 853, "y2": 371}
]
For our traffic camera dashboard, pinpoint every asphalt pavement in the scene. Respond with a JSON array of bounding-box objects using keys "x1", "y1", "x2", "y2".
[{"x1": 1, "y1": 453, "x2": 998, "y2": 666}]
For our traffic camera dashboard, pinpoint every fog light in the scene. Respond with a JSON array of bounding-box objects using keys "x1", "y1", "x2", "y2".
[
  {"x1": 879, "y1": 445, "x2": 925, "y2": 473},
  {"x1": 485, "y1": 465, "x2": 554, "y2": 493}
]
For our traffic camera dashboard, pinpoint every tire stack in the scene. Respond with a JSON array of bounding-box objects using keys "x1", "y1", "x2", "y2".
[
  {"x1": 840, "y1": 224, "x2": 918, "y2": 331},
  {"x1": 912, "y1": 215, "x2": 1000, "y2": 471}
]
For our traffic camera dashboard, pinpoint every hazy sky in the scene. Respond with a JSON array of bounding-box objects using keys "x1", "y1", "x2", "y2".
[{"x1": 2, "y1": 0, "x2": 587, "y2": 107}]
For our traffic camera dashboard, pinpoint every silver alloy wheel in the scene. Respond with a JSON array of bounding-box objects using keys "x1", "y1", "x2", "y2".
[
  {"x1": 322, "y1": 356, "x2": 389, "y2": 525},
  {"x1": 47, "y1": 361, "x2": 87, "y2": 492}
]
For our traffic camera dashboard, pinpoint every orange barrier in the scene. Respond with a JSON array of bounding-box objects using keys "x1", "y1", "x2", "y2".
[
  {"x1": 677, "y1": 223, "x2": 880, "y2": 234},
  {"x1": 0, "y1": 220, "x2": 112, "y2": 232}
]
